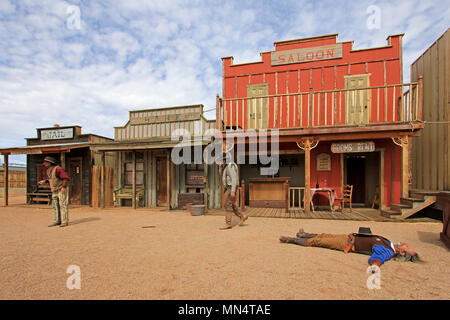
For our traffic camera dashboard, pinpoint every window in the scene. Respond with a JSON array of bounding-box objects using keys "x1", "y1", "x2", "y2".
[{"x1": 124, "y1": 152, "x2": 144, "y2": 186}]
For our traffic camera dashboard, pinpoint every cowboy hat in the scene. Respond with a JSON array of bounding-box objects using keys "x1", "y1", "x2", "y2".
[{"x1": 43, "y1": 156, "x2": 57, "y2": 164}]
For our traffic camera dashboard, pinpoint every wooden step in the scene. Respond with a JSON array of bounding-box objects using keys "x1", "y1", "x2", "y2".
[
  {"x1": 380, "y1": 209, "x2": 401, "y2": 218},
  {"x1": 30, "y1": 198, "x2": 51, "y2": 203},
  {"x1": 401, "y1": 197, "x2": 424, "y2": 207},
  {"x1": 400, "y1": 195, "x2": 437, "y2": 219},
  {"x1": 391, "y1": 203, "x2": 412, "y2": 212}
]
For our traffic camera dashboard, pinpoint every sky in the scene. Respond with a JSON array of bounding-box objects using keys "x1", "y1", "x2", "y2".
[{"x1": 0, "y1": 0, "x2": 448, "y2": 164}]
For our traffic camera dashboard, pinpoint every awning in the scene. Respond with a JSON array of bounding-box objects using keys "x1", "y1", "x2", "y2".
[
  {"x1": 0, "y1": 142, "x2": 90, "y2": 155},
  {"x1": 90, "y1": 137, "x2": 213, "y2": 152}
]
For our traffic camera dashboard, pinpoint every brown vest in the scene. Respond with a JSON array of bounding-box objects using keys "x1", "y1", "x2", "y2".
[
  {"x1": 353, "y1": 234, "x2": 394, "y2": 255},
  {"x1": 47, "y1": 166, "x2": 67, "y2": 192}
]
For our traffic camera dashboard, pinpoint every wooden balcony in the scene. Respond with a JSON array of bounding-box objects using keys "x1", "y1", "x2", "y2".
[{"x1": 216, "y1": 78, "x2": 424, "y2": 140}]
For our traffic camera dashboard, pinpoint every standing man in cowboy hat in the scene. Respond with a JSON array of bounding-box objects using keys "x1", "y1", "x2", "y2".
[
  {"x1": 38, "y1": 156, "x2": 71, "y2": 227},
  {"x1": 219, "y1": 151, "x2": 248, "y2": 230}
]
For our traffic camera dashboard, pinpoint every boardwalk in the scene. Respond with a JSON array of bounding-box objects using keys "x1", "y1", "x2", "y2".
[{"x1": 206, "y1": 206, "x2": 437, "y2": 223}]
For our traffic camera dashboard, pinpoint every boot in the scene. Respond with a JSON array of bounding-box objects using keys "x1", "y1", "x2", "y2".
[
  {"x1": 279, "y1": 236, "x2": 308, "y2": 246},
  {"x1": 219, "y1": 224, "x2": 232, "y2": 230},
  {"x1": 296, "y1": 228, "x2": 317, "y2": 239},
  {"x1": 238, "y1": 214, "x2": 248, "y2": 226},
  {"x1": 59, "y1": 222, "x2": 69, "y2": 228}
]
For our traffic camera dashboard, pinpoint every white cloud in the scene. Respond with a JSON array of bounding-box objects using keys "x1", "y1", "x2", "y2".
[{"x1": 0, "y1": 0, "x2": 448, "y2": 158}]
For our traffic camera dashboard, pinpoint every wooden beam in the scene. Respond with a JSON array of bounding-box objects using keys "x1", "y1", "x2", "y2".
[
  {"x1": 60, "y1": 151, "x2": 66, "y2": 170},
  {"x1": 132, "y1": 151, "x2": 136, "y2": 209},
  {"x1": 101, "y1": 152, "x2": 105, "y2": 209},
  {"x1": 222, "y1": 123, "x2": 425, "y2": 140},
  {"x1": 402, "y1": 136, "x2": 409, "y2": 199},
  {"x1": 166, "y1": 153, "x2": 170, "y2": 210},
  {"x1": 216, "y1": 94, "x2": 221, "y2": 131},
  {"x1": 3, "y1": 154, "x2": 8, "y2": 206},
  {"x1": 304, "y1": 140, "x2": 311, "y2": 214}
]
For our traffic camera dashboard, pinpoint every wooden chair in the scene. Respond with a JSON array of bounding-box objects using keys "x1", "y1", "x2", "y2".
[{"x1": 336, "y1": 185, "x2": 353, "y2": 212}]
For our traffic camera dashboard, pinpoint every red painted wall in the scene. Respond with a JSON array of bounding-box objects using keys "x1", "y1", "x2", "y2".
[
  {"x1": 222, "y1": 34, "x2": 403, "y2": 130},
  {"x1": 223, "y1": 34, "x2": 405, "y2": 208}
]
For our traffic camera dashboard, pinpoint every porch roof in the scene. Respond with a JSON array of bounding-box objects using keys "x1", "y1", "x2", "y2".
[
  {"x1": 0, "y1": 142, "x2": 90, "y2": 155},
  {"x1": 89, "y1": 137, "x2": 212, "y2": 152}
]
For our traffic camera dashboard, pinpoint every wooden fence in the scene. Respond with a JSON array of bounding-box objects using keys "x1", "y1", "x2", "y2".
[{"x1": 0, "y1": 169, "x2": 26, "y2": 188}]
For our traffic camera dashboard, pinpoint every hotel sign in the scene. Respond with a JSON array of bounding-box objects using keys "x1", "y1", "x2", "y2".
[
  {"x1": 271, "y1": 43, "x2": 343, "y2": 66},
  {"x1": 331, "y1": 141, "x2": 375, "y2": 153},
  {"x1": 41, "y1": 128, "x2": 74, "y2": 140}
]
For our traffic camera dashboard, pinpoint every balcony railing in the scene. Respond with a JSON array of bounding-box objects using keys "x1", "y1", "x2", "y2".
[{"x1": 217, "y1": 79, "x2": 423, "y2": 132}]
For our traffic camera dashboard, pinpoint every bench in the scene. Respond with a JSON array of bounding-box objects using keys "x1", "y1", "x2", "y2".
[
  {"x1": 28, "y1": 184, "x2": 52, "y2": 205},
  {"x1": 113, "y1": 186, "x2": 145, "y2": 207}
]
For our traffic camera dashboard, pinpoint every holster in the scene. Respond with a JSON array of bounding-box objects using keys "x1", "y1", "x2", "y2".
[{"x1": 344, "y1": 234, "x2": 355, "y2": 253}]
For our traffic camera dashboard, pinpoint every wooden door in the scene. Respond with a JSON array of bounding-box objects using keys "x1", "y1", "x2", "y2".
[
  {"x1": 157, "y1": 157, "x2": 167, "y2": 206},
  {"x1": 247, "y1": 83, "x2": 269, "y2": 129},
  {"x1": 345, "y1": 74, "x2": 370, "y2": 125},
  {"x1": 67, "y1": 158, "x2": 82, "y2": 205},
  {"x1": 346, "y1": 157, "x2": 365, "y2": 204}
]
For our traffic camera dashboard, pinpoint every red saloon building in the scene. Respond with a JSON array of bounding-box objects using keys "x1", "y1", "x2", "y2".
[{"x1": 216, "y1": 33, "x2": 424, "y2": 216}]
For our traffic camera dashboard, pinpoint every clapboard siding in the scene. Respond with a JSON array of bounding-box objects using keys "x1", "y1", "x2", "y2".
[{"x1": 411, "y1": 28, "x2": 449, "y2": 191}]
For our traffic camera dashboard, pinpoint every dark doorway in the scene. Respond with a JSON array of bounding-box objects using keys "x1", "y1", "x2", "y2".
[
  {"x1": 67, "y1": 158, "x2": 82, "y2": 205},
  {"x1": 346, "y1": 156, "x2": 365, "y2": 204},
  {"x1": 157, "y1": 157, "x2": 168, "y2": 206}
]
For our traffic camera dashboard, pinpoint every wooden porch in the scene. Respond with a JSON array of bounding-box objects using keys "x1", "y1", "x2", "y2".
[{"x1": 205, "y1": 206, "x2": 437, "y2": 223}]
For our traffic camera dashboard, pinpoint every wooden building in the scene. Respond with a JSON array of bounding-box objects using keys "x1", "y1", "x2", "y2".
[
  {"x1": 0, "y1": 125, "x2": 114, "y2": 206},
  {"x1": 91, "y1": 104, "x2": 222, "y2": 210},
  {"x1": 216, "y1": 33, "x2": 425, "y2": 216},
  {"x1": 410, "y1": 28, "x2": 449, "y2": 193}
]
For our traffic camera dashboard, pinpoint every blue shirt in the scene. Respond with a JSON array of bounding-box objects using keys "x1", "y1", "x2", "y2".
[{"x1": 368, "y1": 244, "x2": 395, "y2": 265}]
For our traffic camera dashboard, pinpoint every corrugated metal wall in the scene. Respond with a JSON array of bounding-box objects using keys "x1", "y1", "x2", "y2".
[
  {"x1": 115, "y1": 105, "x2": 209, "y2": 140},
  {"x1": 410, "y1": 28, "x2": 449, "y2": 191}
]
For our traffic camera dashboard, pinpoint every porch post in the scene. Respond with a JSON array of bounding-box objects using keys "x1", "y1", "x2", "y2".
[
  {"x1": 101, "y1": 151, "x2": 105, "y2": 209},
  {"x1": 304, "y1": 141, "x2": 311, "y2": 214},
  {"x1": 60, "y1": 151, "x2": 66, "y2": 170},
  {"x1": 132, "y1": 151, "x2": 136, "y2": 209},
  {"x1": 401, "y1": 136, "x2": 409, "y2": 199},
  {"x1": 392, "y1": 136, "x2": 409, "y2": 199},
  {"x1": 3, "y1": 154, "x2": 8, "y2": 206},
  {"x1": 296, "y1": 138, "x2": 318, "y2": 214},
  {"x1": 166, "y1": 153, "x2": 170, "y2": 210}
]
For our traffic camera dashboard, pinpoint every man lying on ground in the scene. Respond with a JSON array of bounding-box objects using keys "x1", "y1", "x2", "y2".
[{"x1": 279, "y1": 228, "x2": 420, "y2": 271}]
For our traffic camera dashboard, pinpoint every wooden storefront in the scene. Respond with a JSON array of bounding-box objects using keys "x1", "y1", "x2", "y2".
[
  {"x1": 0, "y1": 125, "x2": 114, "y2": 206},
  {"x1": 217, "y1": 33, "x2": 425, "y2": 215},
  {"x1": 410, "y1": 28, "x2": 449, "y2": 193},
  {"x1": 91, "y1": 104, "x2": 222, "y2": 210}
]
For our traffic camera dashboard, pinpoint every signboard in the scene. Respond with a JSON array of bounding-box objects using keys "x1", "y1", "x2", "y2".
[
  {"x1": 271, "y1": 43, "x2": 343, "y2": 66},
  {"x1": 186, "y1": 170, "x2": 205, "y2": 185},
  {"x1": 331, "y1": 141, "x2": 375, "y2": 153},
  {"x1": 317, "y1": 153, "x2": 331, "y2": 171},
  {"x1": 41, "y1": 128, "x2": 74, "y2": 140}
]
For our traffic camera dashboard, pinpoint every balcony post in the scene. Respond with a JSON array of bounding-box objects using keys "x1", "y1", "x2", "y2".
[
  {"x1": 216, "y1": 94, "x2": 221, "y2": 131},
  {"x1": 418, "y1": 76, "x2": 423, "y2": 121}
]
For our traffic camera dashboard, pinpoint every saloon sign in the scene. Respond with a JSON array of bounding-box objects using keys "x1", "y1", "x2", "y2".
[{"x1": 271, "y1": 43, "x2": 343, "y2": 66}]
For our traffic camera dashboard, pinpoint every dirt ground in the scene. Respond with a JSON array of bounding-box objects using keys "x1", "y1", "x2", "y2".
[{"x1": 0, "y1": 194, "x2": 449, "y2": 300}]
